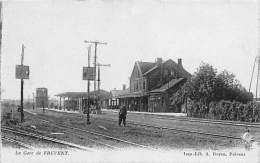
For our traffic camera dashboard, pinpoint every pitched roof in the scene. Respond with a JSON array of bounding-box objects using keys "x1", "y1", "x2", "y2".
[
  {"x1": 110, "y1": 88, "x2": 147, "y2": 98},
  {"x1": 55, "y1": 90, "x2": 110, "y2": 99},
  {"x1": 136, "y1": 61, "x2": 156, "y2": 74},
  {"x1": 143, "y1": 59, "x2": 191, "y2": 78},
  {"x1": 112, "y1": 78, "x2": 185, "y2": 97},
  {"x1": 114, "y1": 90, "x2": 147, "y2": 98},
  {"x1": 149, "y1": 78, "x2": 185, "y2": 93},
  {"x1": 110, "y1": 89, "x2": 130, "y2": 98},
  {"x1": 173, "y1": 62, "x2": 191, "y2": 78},
  {"x1": 143, "y1": 65, "x2": 158, "y2": 75}
]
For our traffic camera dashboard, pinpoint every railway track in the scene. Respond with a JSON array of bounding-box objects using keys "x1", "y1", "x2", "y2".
[
  {"x1": 1, "y1": 126, "x2": 92, "y2": 151},
  {"x1": 24, "y1": 109, "x2": 259, "y2": 147},
  {"x1": 39, "y1": 118, "x2": 153, "y2": 150},
  {"x1": 23, "y1": 110, "x2": 154, "y2": 150},
  {"x1": 33, "y1": 108, "x2": 260, "y2": 128},
  {"x1": 92, "y1": 116, "x2": 244, "y2": 140},
  {"x1": 105, "y1": 110, "x2": 260, "y2": 129},
  {"x1": 94, "y1": 116, "x2": 260, "y2": 143},
  {"x1": 2, "y1": 135, "x2": 34, "y2": 149}
]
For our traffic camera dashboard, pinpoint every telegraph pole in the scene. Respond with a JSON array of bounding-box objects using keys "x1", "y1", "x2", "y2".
[
  {"x1": 86, "y1": 45, "x2": 91, "y2": 124},
  {"x1": 97, "y1": 63, "x2": 111, "y2": 91},
  {"x1": 249, "y1": 57, "x2": 257, "y2": 93},
  {"x1": 32, "y1": 93, "x2": 35, "y2": 110},
  {"x1": 249, "y1": 0, "x2": 260, "y2": 100},
  {"x1": 16, "y1": 44, "x2": 29, "y2": 122},
  {"x1": 0, "y1": 2, "x2": 2, "y2": 106},
  {"x1": 98, "y1": 65, "x2": 100, "y2": 91},
  {"x1": 256, "y1": 0, "x2": 260, "y2": 100},
  {"x1": 256, "y1": 57, "x2": 260, "y2": 99},
  {"x1": 249, "y1": 56, "x2": 260, "y2": 101},
  {"x1": 84, "y1": 40, "x2": 107, "y2": 92},
  {"x1": 20, "y1": 44, "x2": 25, "y2": 122},
  {"x1": 94, "y1": 43, "x2": 97, "y2": 92},
  {"x1": 96, "y1": 63, "x2": 110, "y2": 114},
  {"x1": 97, "y1": 65, "x2": 100, "y2": 113}
]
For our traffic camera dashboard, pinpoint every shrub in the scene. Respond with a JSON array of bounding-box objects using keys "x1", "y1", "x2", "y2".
[{"x1": 186, "y1": 99, "x2": 260, "y2": 122}]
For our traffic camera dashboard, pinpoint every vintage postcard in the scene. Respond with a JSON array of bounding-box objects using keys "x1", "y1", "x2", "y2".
[{"x1": 1, "y1": 0, "x2": 260, "y2": 163}]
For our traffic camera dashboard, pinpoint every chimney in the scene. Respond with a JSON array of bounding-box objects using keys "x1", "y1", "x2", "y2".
[
  {"x1": 155, "y1": 58, "x2": 163, "y2": 65},
  {"x1": 178, "y1": 58, "x2": 182, "y2": 67},
  {"x1": 122, "y1": 84, "x2": 126, "y2": 90}
]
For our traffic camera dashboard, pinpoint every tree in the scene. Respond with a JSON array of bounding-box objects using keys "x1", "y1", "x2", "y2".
[
  {"x1": 183, "y1": 64, "x2": 252, "y2": 104},
  {"x1": 187, "y1": 63, "x2": 217, "y2": 105},
  {"x1": 171, "y1": 62, "x2": 253, "y2": 117},
  {"x1": 215, "y1": 70, "x2": 253, "y2": 103}
]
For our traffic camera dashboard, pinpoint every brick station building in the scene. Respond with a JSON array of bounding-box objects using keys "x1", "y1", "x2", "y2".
[{"x1": 109, "y1": 58, "x2": 191, "y2": 112}]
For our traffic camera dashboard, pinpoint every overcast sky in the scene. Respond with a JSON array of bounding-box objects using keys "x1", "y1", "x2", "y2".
[{"x1": 1, "y1": 0, "x2": 259, "y2": 100}]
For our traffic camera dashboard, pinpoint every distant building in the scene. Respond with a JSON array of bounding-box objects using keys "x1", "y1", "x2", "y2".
[
  {"x1": 109, "y1": 58, "x2": 191, "y2": 112},
  {"x1": 109, "y1": 86, "x2": 129, "y2": 109},
  {"x1": 36, "y1": 88, "x2": 48, "y2": 108}
]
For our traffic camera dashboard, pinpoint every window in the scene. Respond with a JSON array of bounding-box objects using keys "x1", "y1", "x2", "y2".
[
  {"x1": 164, "y1": 69, "x2": 169, "y2": 76},
  {"x1": 135, "y1": 80, "x2": 138, "y2": 90},
  {"x1": 171, "y1": 71, "x2": 176, "y2": 78},
  {"x1": 130, "y1": 80, "x2": 133, "y2": 91}
]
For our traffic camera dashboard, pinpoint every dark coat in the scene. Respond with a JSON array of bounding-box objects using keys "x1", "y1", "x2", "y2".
[{"x1": 119, "y1": 106, "x2": 127, "y2": 117}]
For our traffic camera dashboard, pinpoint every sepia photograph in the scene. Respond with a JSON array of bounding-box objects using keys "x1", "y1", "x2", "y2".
[{"x1": 0, "y1": 0, "x2": 260, "y2": 162}]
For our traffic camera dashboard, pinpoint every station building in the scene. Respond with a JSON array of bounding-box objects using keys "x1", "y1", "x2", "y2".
[{"x1": 108, "y1": 58, "x2": 191, "y2": 112}]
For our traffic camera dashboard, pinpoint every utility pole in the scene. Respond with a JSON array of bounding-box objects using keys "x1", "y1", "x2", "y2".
[
  {"x1": 249, "y1": 56, "x2": 260, "y2": 100},
  {"x1": 0, "y1": 2, "x2": 2, "y2": 105},
  {"x1": 84, "y1": 40, "x2": 107, "y2": 92},
  {"x1": 86, "y1": 45, "x2": 91, "y2": 124},
  {"x1": 96, "y1": 63, "x2": 110, "y2": 114},
  {"x1": 256, "y1": 0, "x2": 260, "y2": 100},
  {"x1": 249, "y1": 0, "x2": 260, "y2": 101},
  {"x1": 256, "y1": 57, "x2": 260, "y2": 99},
  {"x1": 20, "y1": 44, "x2": 25, "y2": 122},
  {"x1": 249, "y1": 57, "x2": 257, "y2": 93},
  {"x1": 15, "y1": 44, "x2": 29, "y2": 122},
  {"x1": 98, "y1": 65, "x2": 100, "y2": 91},
  {"x1": 32, "y1": 93, "x2": 35, "y2": 110},
  {"x1": 97, "y1": 63, "x2": 111, "y2": 91}
]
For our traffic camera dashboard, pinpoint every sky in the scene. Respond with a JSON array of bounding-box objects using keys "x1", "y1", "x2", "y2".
[{"x1": 1, "y1": 0, "x2": 259, "y2": 100}]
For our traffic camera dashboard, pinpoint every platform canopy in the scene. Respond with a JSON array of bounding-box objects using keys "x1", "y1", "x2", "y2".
[
  {"x1": 149, "y1": 78, "x2": 185, "y2": 94},
  {"x1": 109, "y1": 88, "x2": 148, "y2": 99},
  {"x1": 55, "y1": 90, "x2": 110, "y2": 100}
]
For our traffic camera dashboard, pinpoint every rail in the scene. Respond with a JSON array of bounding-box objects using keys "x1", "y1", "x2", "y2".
[
  {"x1": 1, "y1": 126, "x2": 93, "y2": 151},
  {"x1": 2, "y1": 136, "x2": 34, "y2": 149}
]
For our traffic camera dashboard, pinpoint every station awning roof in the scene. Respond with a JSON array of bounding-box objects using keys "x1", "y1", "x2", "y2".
[
  {"x1": 110, "y1": 89, "x2": 129, "y2": 98},
  {"x1": 114, "y1": 91, "x2": 147, "y2": 98},
  {"x1": 55, "y1": 90, "x2": 110, "y2": 99},
  {"x1": 149, "y1": 78, "x2": 185, "y2": 94},
  {"x1": 110, "y1": 78, "x2": 185, "y2": 98}
]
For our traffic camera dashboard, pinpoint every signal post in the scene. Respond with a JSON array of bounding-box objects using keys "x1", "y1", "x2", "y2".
[
  {"x1": 82, "y1": 45, "x2": 94, "y2": 124},
  {"x1": 15, "y1": 44, "x2": 30, "y2": 122}
]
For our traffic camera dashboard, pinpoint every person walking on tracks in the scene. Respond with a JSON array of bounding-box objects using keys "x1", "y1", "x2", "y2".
[{"x1": 119, "y1": 105, "x2": 127, "y2": 127}]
